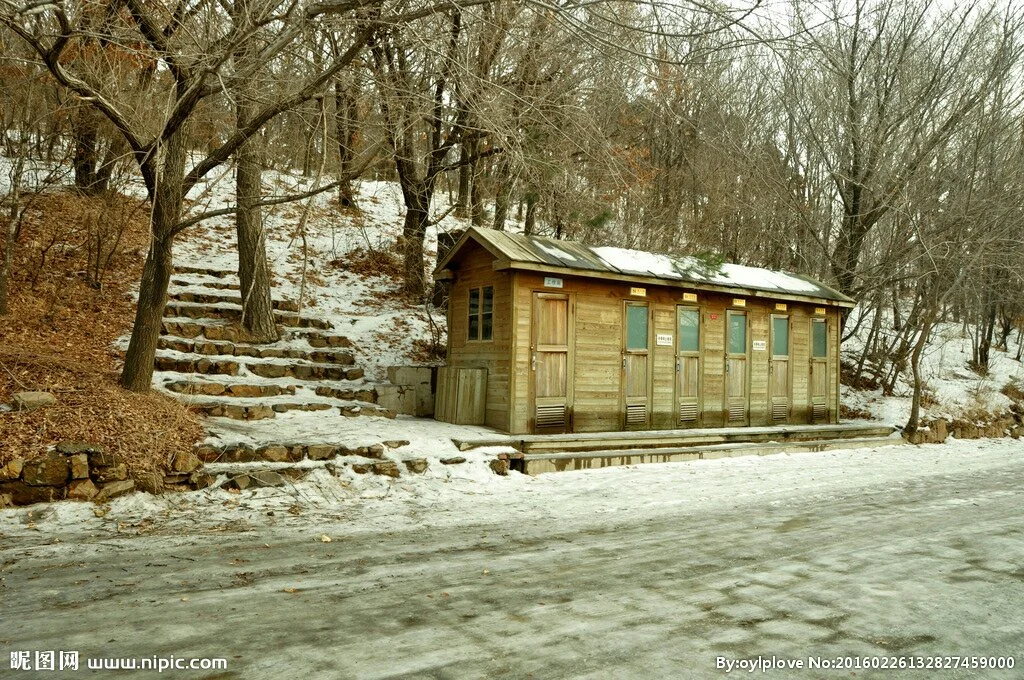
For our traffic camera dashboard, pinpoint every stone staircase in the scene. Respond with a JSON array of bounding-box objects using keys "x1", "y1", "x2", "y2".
[{"x1": 155, "y1": 266, "x2": 393, "y2": 422}]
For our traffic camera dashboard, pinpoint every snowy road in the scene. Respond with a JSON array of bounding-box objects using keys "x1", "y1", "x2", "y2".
[{"x1": 2, "y1": 439, "x2": 1023, "y2": 679}]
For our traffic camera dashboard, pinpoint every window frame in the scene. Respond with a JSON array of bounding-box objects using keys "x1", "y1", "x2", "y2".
[{"x1": 467, "y1": 285, "x2": 494, "y2": 341}]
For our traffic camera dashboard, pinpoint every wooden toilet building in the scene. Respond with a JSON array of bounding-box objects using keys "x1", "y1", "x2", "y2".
[{"x1": 434, "y1": 227, "x2": 855, "y2": 434}]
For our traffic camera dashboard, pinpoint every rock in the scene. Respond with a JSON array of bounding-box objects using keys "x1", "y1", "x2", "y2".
[
  {"x1": 259, "y1": 347, "x2": 286, "y2": 359},
  {"x1": 440, "y1": 456, "x2": 466, "y2": 465},
  {"x1": 92, "y1": 463, "x2": 129, "y2": 484},
  {"x1": 248, "y1": 470, "x2": 288, "y2": 488},
  {"x1": 0, "y1": 493, "x2": 12, "y2": 508},
  {"x1": 195, "y1": 445, "x2": 220, "y2": 463},
  {"x1": 489, "y1": 459, "x2": 510, "y2": 476},
  {"x1": 132, "y1": 472, "x2": 164, "y2": 495},
  {"x1": 934, "y1": 419, "x2": 949, "y2": 442},
  {"x1": 308, "y1": 334, "x2": 329, "y2": 348},
  {"x1": 292, "y1": 365, "x2": 314, "y2": 380},
  {"x1": 227, "y1": 384, "x2": 264, "y2": 398},
  {"x1": 341, "y1": 407, "x2": 360, "y2": 418},
  {"x1": 372, "y1": 461, "x2": 401, "y2": 478},
  {"x1": 68, "y1": 454, "x2": 89, "y2": 479},
  {"x1": 351, "y1": 463, "x2": 372, "y2": 474},
  {"x1": 12, "y1": 391, "x2": 57, "y2": 411},
  {"x1": 327, "y1": 335, "x2": 351, "y2": 347},
  {"x1": 171, "y1": 450, "x2": 202, "y2": 473},
  {"x1": 95, "y1": 480, "x2": 136, "y2": 503},
  {"x1": 367, "y1": 444, "x2": 386, "y2": 458},
  {"x1": 189, "y1": 471, "x2": 216, "y2": 489},
  {"x1": 195, "y1": 358, "x2": 213, "y2": 374},
  {"x1": 222, "y1": 444, "x2": 257, "y2": 462},
  {"x1": 22, "y1": 454, "x2": 69, "y2": 486},
  {"x1": 56, "y1": 441, "x2": 104, "y2": 455},
  {"x1": 307, "y1": 444, "x2": 336, "y2": 461},
  {"x1": 222, "y1": 404, "x2": 246, "y2": 420},
  {"x1": 88, "y1": 450, "x2": 122, "y2": 468},
  {"x1": 252, "y1": 362, "x2": 289, "y2": 378},
  {"x1": 257, "y1": 445, "x2": 291, "y2": 462},
  {"x1": 222, "y1": 474, "x2": 251, "y2": 491},
  {"x1": 384, "y1": 440, "x2": 410, "y2": 449},
  {"x1": 0, "y1": 457, "x2": 24, "y2": 481},
  {"x1": 354, "y1": 389, "x2": 377, "y2": 403},
  {"x1": 67, "y1": 478, "x2": 100, "y2": 501},
  {"x1": 345, "y1": 368, "x2": 365, "y2": 380},
  {"x1": 404, "y1": 458, "x2": 429, "y2": 474},
  {"x1": 0, "y1": 481, "x2": 65, "y2": 505},
  {"x1": 247, "y1": 405, "x2": 275, "y2": 420},
  {"x1": 199, "y1": 382, "x2": 227, "y2": 396},
  {"x1": 214, "y1": 360, "x2": 240, "y2": 375}
]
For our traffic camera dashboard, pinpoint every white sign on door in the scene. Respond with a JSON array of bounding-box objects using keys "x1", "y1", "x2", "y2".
[
  {"x1": 656, "y1": 333, "x2": 673, "y2": 346},
  {"x1": 544, "y1": 277, "x2": 563, "y2": 288},
  {"x1": 752, "y1": 340, "x2": 767, "y2": 351}
]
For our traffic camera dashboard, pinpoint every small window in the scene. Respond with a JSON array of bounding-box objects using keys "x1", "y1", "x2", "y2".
[
  {"x1": 772, "y1": 317, "x2": 789, "y2": 357},
  {"x1": 467, "y1": 286, "x2": 493, "y2": 341},
  {"x1": 678, "y1": 309, "x2": 699, "y2": 353},
  {"x1": 626, "y1": 304, "x2": 649, "y2": 350},
  {"x1": 812, "y1": 320, "x2": 828, "y2": 358},
  {"x1": 728, "y1": 312, "x2": 746, "y2": 355}
]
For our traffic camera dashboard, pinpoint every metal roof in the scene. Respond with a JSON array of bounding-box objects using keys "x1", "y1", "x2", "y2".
[{"x1": 438, "y1": 227, "x2": 855, "y2": 306}]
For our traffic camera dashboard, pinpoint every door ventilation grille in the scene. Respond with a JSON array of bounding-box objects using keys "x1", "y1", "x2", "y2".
[
  {"x1": 772, "y1": 403, "x2": 788, "y2": 421},
  {"x1": 728, "y1": 404, "x2": 745, "y2": 422},
  {"x1": 812, "y1": 403, "x2": 826, "y2": 423},
  {"x1": 536, "y1": 404, "x2": 567, "y2": 429},
  {"x1": 626, "y1": 403, "x2": 647, "y2": 426},
  {"x1": 679, "y1": 402, "x2": 698, "y2": 422}
]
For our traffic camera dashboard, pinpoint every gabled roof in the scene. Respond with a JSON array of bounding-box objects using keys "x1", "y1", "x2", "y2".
[{"x1": 436, "y1": 227, "x2": 856, "y2": 307}]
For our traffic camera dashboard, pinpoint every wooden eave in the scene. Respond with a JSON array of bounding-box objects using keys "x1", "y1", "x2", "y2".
[{"x1": 492, "y1": 259, "x2": 857, "y2": 309}]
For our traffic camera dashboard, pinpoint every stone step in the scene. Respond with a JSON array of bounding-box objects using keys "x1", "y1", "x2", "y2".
[
  {"x1": 161, "y1": 319, "x2": 350, "y2": 346},
  {"x1": 197, "y1": 441, "x2": 391, "y2": 463},
  {"x1": 188, "y1": 402, "x2": 394, "y2": 420},
  {"x1": 169, "y1": 290, "x2": 300, "y2": 313},
  {"x1": 172, "y1": 277, "x2": 239, "y2": 290},
  {"x1": 163, "y1": 379, "x2": 375, "y2": 401},
  {"x1": 163, "y1": 302, "x2": 332, "y2": 329},
  {"x1": 158, "y1": 337, "x2": 354, "y2": 363},
  {"x1": 153, "y1": 354, "x2": 362, "y2": 380},
  {"x1": 174, "y1": 266, "x2": 237, "y2": 278}
]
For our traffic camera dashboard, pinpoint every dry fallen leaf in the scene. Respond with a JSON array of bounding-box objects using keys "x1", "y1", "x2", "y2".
[
  {"x1": 320, "y1": 534, "x2": 332, "y2": 543},
  {"x1": 283, "y1": 587, "x2": 298, "y2": 594}
]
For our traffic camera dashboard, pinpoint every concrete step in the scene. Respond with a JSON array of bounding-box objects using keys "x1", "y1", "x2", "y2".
[
  {"x1": 521, "y1": 435, "x2": 902, "y2": 474},
  {"x1": 454, "y1": 423, "x2": 899, "y2": 453},
  {"x1": 169, "y1": 290, "x2": 300, "y2": 313},
  {"x1": 163, "y1": 302, "x2": 332, "y2": 329},
  {"x1": 157, "y1": 336, "x2": 354, "y2": 361}
]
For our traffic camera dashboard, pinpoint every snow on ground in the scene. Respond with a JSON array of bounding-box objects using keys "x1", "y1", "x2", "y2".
[
  {"x1": 842, "y1": 313, "x2": 1024, "y2": 427},
  {"x1": 1, "y1": 436, "x2": 1019, "y2": 541}
]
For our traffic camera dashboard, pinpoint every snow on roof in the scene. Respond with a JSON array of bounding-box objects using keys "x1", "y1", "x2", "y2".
[{"x1": 450, "y1": 228, "x2": 853, "y2": 305}]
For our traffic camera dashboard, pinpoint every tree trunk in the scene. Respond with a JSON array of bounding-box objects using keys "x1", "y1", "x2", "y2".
[
  {"x1": 903, "y1": 313, "x2": 935, "y2": 437},
  {"x1": 454, "y1": 143, "x2": 472, "y2": 218},
  {"x1": 402, "y1": 187, "x2": 431, "y2": 300},
  {"x1": 491, "y1": 156, "x2": 513, "y2": 231},
  {"x1": 334, "y1": 78, "x2": 359, "y2": 209},
  {"x1": 233, "y1": 1, "x2": 278, "y2": 343},
  {"x1": 120, "y1": 131, "x2": 189, "y2": 392},
  {"x1": 523, "y1": 191, "x2": 538, "y2": 235},
  {"x1": 72, "y1": 109, "x2": 101, "y2": 194}
]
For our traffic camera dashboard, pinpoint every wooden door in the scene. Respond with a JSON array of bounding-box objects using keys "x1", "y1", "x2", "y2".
[
  {"x1": 676, "y1": 306, "x2": 701, "y2": 425},
  {"x1": 532, "y1": 293, "x2": 571, "y2": 433},
  {"x1": 770, "y1": 314, "x2": 790, "y2": 422},
  {"x1": 725, "y1": 310, "x2": 748, "y2": 424},
  {"x1": 622, "y1": 301, "x2": 651, "y2": 429},
  {"x1": 810, "y1": 318, "x2": 828, "y2": 423}
]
